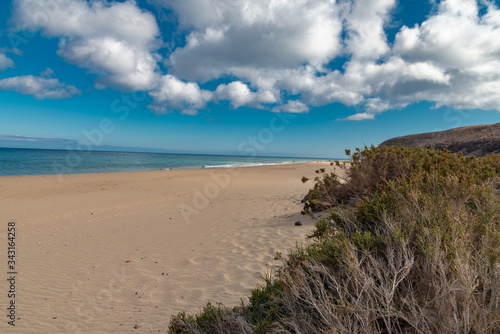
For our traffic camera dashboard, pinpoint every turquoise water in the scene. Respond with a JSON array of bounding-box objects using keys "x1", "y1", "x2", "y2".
[{"x1": 0, "y1": 147, "x2": 329, "y2": 176}]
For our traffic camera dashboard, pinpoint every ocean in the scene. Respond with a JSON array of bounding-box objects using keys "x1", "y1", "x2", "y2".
[{"x1": 0, "y1": 147, "x2": 329, "y2": 177}]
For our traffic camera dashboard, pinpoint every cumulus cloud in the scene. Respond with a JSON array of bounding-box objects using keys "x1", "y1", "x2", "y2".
[
  {"x1": 388, "y1": 0, "x2": 500, "y2": 112},
  {"x1": 57, "y1": 36, "x2": 160, "y2": 90},
  {"x1": 148, "y1": 75, "x2": 212, "y2": 114},
  {"x1": 215, "y1": 81, "x2": 255, "y2": 108},
  {"x1": 9, "y1": 0, "x2": 500, "y2": 118},
  {"x1": 152, "y1": 0, "x2": 373, "y2": 111},
  {"x1": 12, "y1": 0, "x2": 162, "y2": 91},
  {"x1": 273, "y1": 100, "x2": 309, "y2": 114},
  {"x1": 0, "y1": 74, "x2": 81, "y2": 99},
  {"x1": 328, "y1": 0, "x2": 500, "y2": 119},
  {"x1": 0, "y1": 53, "x2": 14, "y2": 71},
  {"x1": 154, "y1": 0, "x2": 500, "y2": 118},
  {"x1": 343, "y1": 0, "x2": 394, "y2": 60},
  {"x1": 164, "y1": 0, "x2": 343, "y2": 82}
]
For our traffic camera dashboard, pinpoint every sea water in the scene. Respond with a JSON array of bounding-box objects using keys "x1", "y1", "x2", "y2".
[{"x1": 0, "y1": 147, "x2": 328, "y2": 176}]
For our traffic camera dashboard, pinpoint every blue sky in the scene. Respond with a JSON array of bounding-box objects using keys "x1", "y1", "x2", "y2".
[{"x1": 0, "y1": 0, "x2": 499, "y2": 158}]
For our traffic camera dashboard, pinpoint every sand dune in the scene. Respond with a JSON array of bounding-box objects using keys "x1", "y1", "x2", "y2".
[{"x1": 0, "y1": 162, "x2": 333, "y2": 333}]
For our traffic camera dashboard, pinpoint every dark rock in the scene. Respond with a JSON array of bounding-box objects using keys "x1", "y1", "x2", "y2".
[
  {"x1": 300, "y1": 194, "x2": 309, "y2": 203},
  {"x1": 295, "y1": 221, "x2": 302, "y2": 226}
]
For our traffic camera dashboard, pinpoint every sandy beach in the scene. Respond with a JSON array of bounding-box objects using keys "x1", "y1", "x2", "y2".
[{"x1": 0, "y1": 162, "x2": 332, "y2": 333}]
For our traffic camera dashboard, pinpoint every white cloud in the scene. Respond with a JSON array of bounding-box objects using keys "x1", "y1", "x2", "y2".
[
  {"x1": 40, "y1": 68, "x2": 54, "y2": 78},
  {"x1": 13, "y1": 0, "x2": 161, "y2": 91},
  {"x1": 57, "y1": 36, "x2": 160, "y2": 90},
  {"x1": 156, "y1": 0, "x2": 500, "y2": 118},
  {"x1": 343, "y1": 0, "x2": 394, "y2": 60},
  {"x1": 181, "y1": 109, "x2": 199, "y2": 116},
  {"x1": 393, "y1": 3, "x2": 500, "y2": 69},
  {"x1": 163, "y1": 0, "x2": 343, "y2": 82},
  {"x1": 215, "y1": 81, "x2": 270, "y2": 109},
  {"x1": 343, "y1": 112, "x2": 376, "y2": 121},
  {"x1": 273, "y1": 100, "x2": 309, "y2": 114},
  {"x1": 386, "y1": 0, "x2": 500, "y2": 111},
  {"x1": 148, "y1": 75, "x2": 212, "y2": 114},
  {"x1": 215, "y1": 80, "x2": 279, "y2": 108},
  {"x1": 9, "y1": 0, "x2": 500, "y2": 118},
  {"x1": 216, "y1": 81, "x2": 255, "y2": 109},
  {"x1": 0, "y1": 53, "x2": 14, "y2": 71},
  {"x1": 152, "y1": 0, "x2": 393, "y2": 113},
  {"x1": 0, "y1": 75, "x2": 81, "y2": 99}
]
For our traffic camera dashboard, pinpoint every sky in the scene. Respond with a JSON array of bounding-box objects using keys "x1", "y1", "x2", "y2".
[{"x1": 0, "y1": 0, "x2": 499, "y2": 158}]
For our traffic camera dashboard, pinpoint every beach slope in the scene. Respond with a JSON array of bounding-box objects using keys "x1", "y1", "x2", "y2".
[{"x1": 0, "y1": 162, "x2": 331, "y2": 333}]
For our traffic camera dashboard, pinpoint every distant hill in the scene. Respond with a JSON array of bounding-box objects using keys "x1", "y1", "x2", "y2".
[{"x1": 381, "y1": 123, "x2": 500, "y2": 157}]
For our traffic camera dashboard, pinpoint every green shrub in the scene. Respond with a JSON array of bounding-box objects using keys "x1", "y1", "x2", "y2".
[
  {"x1": 302, "y1": 145, "x2": 500, "y2": 213},
  {"x1": 168, "y1": 146, "x2": 500, "y2": 334}
]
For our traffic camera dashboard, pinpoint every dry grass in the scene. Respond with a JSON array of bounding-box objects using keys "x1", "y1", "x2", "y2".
[{"x1": 168, "y1": 146, "x2": 500, "y2": 334}]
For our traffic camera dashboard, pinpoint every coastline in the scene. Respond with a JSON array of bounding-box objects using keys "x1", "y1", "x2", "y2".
[
  {"x1": 0, "y1": 147, "x2": 334, "y2": 177},
  {"x1": 0, "y1": 162, "x2": 334, "y2": 333}
]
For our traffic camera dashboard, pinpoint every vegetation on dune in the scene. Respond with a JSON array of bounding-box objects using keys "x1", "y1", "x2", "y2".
[
  {"x1": 302, "y1": 145, "x2": 500, "y2": 213},
  {"x1": 168, "y1": 146, "x2": 500, "y2": 334}
]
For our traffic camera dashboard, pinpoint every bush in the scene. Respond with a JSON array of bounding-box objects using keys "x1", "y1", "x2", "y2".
[
  {"x1": 168, "y1": 146, "x2": 500, "y2": 334},
  {"x1": 302, "y1": 145, "x2": 500, "y2": 213}
]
